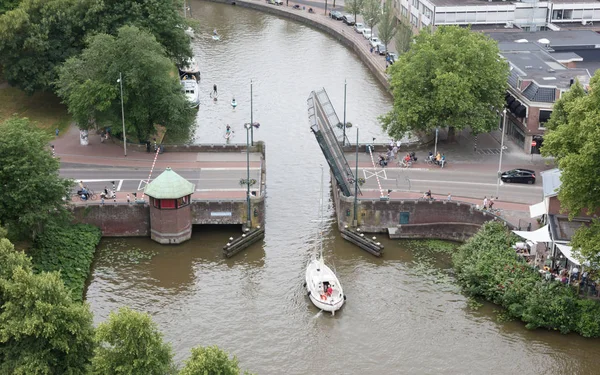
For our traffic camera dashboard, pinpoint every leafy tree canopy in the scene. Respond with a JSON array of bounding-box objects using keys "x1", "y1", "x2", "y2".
[
  {"x1": 0, "y1": 238, "x2": 96, "y2": 374},
  {"x1": 345, "y1": 0, "x2": 363, "y2": 23},
  {"x1": 179, "y1": 345, "x2": 254, "y2": 375},
  {"x1": 361, "y1": 0, "x2": 381, "y2": 32},
  {"x1": 0, "y1": 0, "x2": 191, "y2": 93},
  {"x1": 394, "y1": 20, "x2": 412, "y2": 56},
  {"x1": 56, "y1": 25, "x2": 195, "y2": 141},
  {"x1": 377, "y1": 0, "x2": 397, "y2": 50},
  {"x1": 92, "y1": 307, "x2": 174, "y2": 375},
  {"x1": 0, "y1": 0, "x2": 92, "y2": 93},
  {"x1": 381, "y1": 26, "x2": 509, "y2": 140},
  {"x1": 0, "y1": 0, "x2": 22, "y2": 15},
  {"x1": 541, "y1": 77, "x2": 600, "y2": 264},
  {"x1": 0, "y1": 117, "x2": 73, "y2": 239}
]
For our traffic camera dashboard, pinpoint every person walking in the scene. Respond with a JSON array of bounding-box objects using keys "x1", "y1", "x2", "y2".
[
  {"x1": 447, "y1": 193, "x2": 452, "y2": 201},
  {"x1": 489, "y1": 197, "x2": 495, "y2": 210},
  {"x1": 127, "y1": 194, "x2": 131, "y2": 204},
  {"x1": 483, "y1": 196, "x2": 488, "y2": 210}
]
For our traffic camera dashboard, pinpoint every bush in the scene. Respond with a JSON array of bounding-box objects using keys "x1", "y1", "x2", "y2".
[
  {"x1": 29, "y1": 223, "x2": 102, "y2": 301},
  {"x1": 453, "y1": 222, "x2": 600, "y2": 337}
]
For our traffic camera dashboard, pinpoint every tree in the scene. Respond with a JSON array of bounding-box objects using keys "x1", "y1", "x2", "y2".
[
  {"x1": 540, "y1": 77, "x2": 600, "y2": 264},
  {"x1": 345, "y1": 0, "x2": 363, "y2": 23},
  {"x1": 86, "y1": 0, "x2": 192, "y2": 65},
  {"x1": 0, "y1": 0, "x2": 22, "y2": 15},
  {"x1": 92, "y1": 307, "x2": 174, "y2": 375},
  {"x1": 179, "y1": 346, "x2": 253, "y2": 375},
  {"x1": 394, "y1": 20, "x2": 412, "y2": 55},
  {"x1": 56, "y1": 25, "x2": 196, "y2": 141},
  {"x1": 361, "y1": 0, "x2": 380, "y2": 35},
  {"x1": 377, "y1": 0, "x2": 397, "y2": 51},
  {"x1": 0, "y1": 118, "x2": 73, "y2": 239},
  {"x1": 0, "y1": 238, "x2": 96, "y2": 374},
  {"x1": 0, "y1": 0, "x2": 92, "y2": 93},
  {"x1": 380, "y1": 26, "x2": 509, "y2": 142}
]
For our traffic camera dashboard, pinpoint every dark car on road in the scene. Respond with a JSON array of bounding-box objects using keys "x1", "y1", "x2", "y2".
[
  {"x1": 343, "y1": 15, "x2": 355, "y2": 25},
  {"x1": 331, "y1": 11, "x2": 344, "y2": 20},
  {"x1": 501, "y1": 169, "x2": 536, "y2": 184}
]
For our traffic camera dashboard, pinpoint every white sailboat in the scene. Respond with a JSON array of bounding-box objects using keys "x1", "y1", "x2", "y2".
[{"x1": 305, "y1": 167, "x2": 345, "y2": 315}]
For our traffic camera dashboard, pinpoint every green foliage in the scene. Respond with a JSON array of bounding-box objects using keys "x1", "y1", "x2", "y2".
[
  {"x1": 540, "y1": 76, "x2": 600, "y2": 264},
  {"x1": 377, "y1": 0, "x2": 396, "y2": 50},
  {"x1": 405, "y1": 239, "x2": 458, "y2": 254},
  {"x1": 0, "y1": 0, "x2": 92, "y2": 93},
  {"x1": 361, "y1": 0, "x2": 380, "y2": 32},
  {"x1": 453, "y1": 222, "x2": 600, "y2": 337},
  {"x1": 571, "y1": 219, "x2": 600, "y2": 266},
  {"x1": 0, "y1": 238, "x2": 95, "y2": 374},
  {"x1": 0, "y1": 117, "x2": 73, "y2": 239},
  {"x1": 92, "y1": 307, "x2": 174, "y2": 375},
  {"x1": 56, "y1": 25, "x2": 195, "y2": 141},
  {"x1": 381, "y1": 26, "x2": 509, "y2": 140},
  {"x1": 179, "y1": 345, "x2": 253, "y2": 375},
  {"x1": 0, "y1": 0, "x2": 191, "y2": 93},
  {"x1": 394, "y1": 20, "x2": 412, "y2": 56},
  {"x1": 345, "y1": 0, "x2": 363, "y2": 21},
  {"x1": 29, "y1": 223, "x2": 101, "y2": 302},
  {"x1": 0, "y1": 0, "x2": 22, "y2": 15}
]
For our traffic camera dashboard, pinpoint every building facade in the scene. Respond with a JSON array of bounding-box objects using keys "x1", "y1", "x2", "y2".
[{"x1": 397, "y1": 0, "x2": 600, "y2": 32}]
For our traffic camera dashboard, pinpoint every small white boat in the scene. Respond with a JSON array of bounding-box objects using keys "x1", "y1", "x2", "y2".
[
  {"x1": 304, "y1": 166, "x2": 345, "y2": 315},
  {"x1": 212, "y1": 34, "x2": 220, "y2": 41},
  {"x1": 181, "y1": 77, "x2": 200, "y2": 108}
]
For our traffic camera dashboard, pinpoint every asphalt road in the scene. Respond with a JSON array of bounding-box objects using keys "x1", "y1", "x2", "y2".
[
  {"x1": 60, "y1": 166, "x2": 262, "y2": 195},
  {"x1": 356, "y1": 166, "x2": 543, "y2": 204}
]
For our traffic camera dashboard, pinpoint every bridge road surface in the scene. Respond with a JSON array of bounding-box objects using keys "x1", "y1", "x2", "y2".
[{"x1": 349, "y1": 165, "x2": 543, "y2": 205}]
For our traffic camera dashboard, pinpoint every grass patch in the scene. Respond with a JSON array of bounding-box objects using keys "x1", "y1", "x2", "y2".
[
  {"x1": 0, "y1": 86, "x2": 71, "y2": 135},
  {"x1": 29, "y1": 224, "x2": 102, "y2": 302}
]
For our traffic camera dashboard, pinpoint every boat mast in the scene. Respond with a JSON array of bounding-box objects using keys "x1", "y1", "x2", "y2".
[{"x1": 319, "y1": 165, "x2": 324, "y2": 265}]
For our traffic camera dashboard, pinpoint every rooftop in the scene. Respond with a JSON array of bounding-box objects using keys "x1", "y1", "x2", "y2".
[
  {"x1": 549, "y1": 215, "x2": 592, "y2": 242},
  {"x1": 541, "y1": 168, "x2": 561, "y2": 198},
  {"x1": 487, "y1": 30, "x2": 600, "y2": 50},
  {"x1": 431, "y1": 0, "x2": 514, "y2": 6},
  {"x1": 144, "y1": 167, "x2": 196, "y2": 199}
]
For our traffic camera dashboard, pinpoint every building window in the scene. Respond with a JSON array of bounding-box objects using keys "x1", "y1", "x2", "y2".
[
  {"x1": 177, "y1": 195, "x2": 190, "y2": 208},
  {"x1": 411, "y1": 14, "x2": 418, "y2": 26},
  {"x1": 161, "y1": 199, "x2": 176, "y2": 209},
  {"x1": 553, "y1": 10, "x2": 563, "y2": 20},
  {"x1": 152, "y1": 198, "x2": 159, "y2": 209},
  {"x1": 402, "y1": 5, "x2": 408, "y2": 18},
  {"x1": 507, "y1": 119, "x2": 525, "y2": 149},
  {"x1": 412, "y1": 0, "x2": 419, "y2": 8}
]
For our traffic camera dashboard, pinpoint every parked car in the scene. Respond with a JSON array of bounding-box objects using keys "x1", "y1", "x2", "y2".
[
  {"x1": 369, "y1": 37, "x2": 381, "y2": 48},
  {"x1": 331, "y1": 10, "x2": 343, "y2": 20},
  {"x1": 274, "y1": 0, "x2": 283, "y2": 4},
  {"x1": 377, "y1": 44, "x2": 387, "y2": 55},
  {"x1": 362, "y1": 28, "x2": 372, "y2": 39},
  {"x1": 501, "y1": 169, "x2": 536, "y2": 184},
  {"x1": 343, "y1": 15, "x2": 355, "y2": 25},
  {"x1": 386, "y1": 52, "x2": 398, "y2": 64},
  {"x1": 354, "y1": 22, "x2": 365, "y2": 33}
]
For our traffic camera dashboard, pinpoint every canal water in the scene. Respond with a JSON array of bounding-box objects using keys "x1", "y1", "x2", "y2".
[{"x1": 86, "y1": 2, "x2": 600, "y2": 374}]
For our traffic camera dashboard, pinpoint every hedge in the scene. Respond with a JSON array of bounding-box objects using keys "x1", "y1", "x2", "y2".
[
  {"x1": 453, "y1": 221, "x2": 600, "y2": 337},
  {"x1": 30, "y1": 223, "x2": 102, "y2": 302}
]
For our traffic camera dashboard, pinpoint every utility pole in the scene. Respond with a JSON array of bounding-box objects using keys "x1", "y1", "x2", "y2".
[
  {"x1": 117, "y1": 72, "x2": 127, "y2": 157},
  {"x1": 245, "y1": 123, "x2": 252, "y2": 228},
  {"x1": 353, "y1": 127, "x2": 359, "y2": 227},
  {"x1": 496, "y1": 109, "x2": 507, "y2": 197},
  {"x1": 343, "y1": 79, "x2": 347, "y2": 146},
  {"x1": 250, "y1": 80, "x2": 254, "y2": 146}
]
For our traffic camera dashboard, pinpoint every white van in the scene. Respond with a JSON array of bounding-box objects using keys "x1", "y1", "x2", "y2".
[
  {"x1": 354, "y1": 23, "x2": 365, "y2": 33},
  {"x1": 362, "y1": 28, "x2": 372, "y2": 39}
]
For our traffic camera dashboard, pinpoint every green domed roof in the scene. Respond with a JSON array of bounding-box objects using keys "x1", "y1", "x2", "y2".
[{"x1": 144, "y1": 167, "x2": 195, "y2": 199}]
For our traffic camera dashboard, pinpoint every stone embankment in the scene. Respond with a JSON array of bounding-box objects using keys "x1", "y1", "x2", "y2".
[{"x1": 206, "y1": 0, "x2": 391, "y2": 90}]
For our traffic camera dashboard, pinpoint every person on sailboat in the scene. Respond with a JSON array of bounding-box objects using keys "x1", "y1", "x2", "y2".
[
  {"x1": 213, "y1": 29, "x2": 218, "y2": 36},
  {"x1": 326, "y1": 285, "x2": 333, "y2": 297}
]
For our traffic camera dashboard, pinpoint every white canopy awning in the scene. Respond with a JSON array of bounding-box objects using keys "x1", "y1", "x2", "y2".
[
  {"x1": 556, "y1": 244, "x2": 582, "y2": 266},
  {"x1": 529, "y1": 202, "x2": 547, "y2": 218},
  {"x1": 512, "y1": 224, "x2": 552, "y2": 244}
]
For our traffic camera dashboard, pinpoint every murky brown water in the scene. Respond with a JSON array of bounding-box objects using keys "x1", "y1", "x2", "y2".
[{"x1": 86, "y1": 2, "x2": 600, "y2": 373}]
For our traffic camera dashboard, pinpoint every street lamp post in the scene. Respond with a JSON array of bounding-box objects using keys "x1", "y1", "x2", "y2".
[
  {"x1": 434, "y1": 127, "x2": 439, "y2": 156},
  {"x1": 117, "y1": 72, "x2": 127, "y2": 156},
  {"x1": 353, "y1": 127, "x2": 359, "y2": 227},
  {"x1": 343, "y1": 79, "x2": 347, "y2": 146},
  {"x1": 496, "y1": 109, "x2": 507, "y2": 197},
  {"x1": 245, "y1": 123, "x2": 252, "y2": 229},
  {"x1": 250, "y1": 80, "x2": 254, "y2": 146}
]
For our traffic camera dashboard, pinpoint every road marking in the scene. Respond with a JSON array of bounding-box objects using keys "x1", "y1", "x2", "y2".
[
  {"x1": 407, "y1": 178, "x2": 543, "y2": 189},
  {"x1": 117, "y1": 180, "x2": 124, "y2": 191},
  {"x1": 201, "y1": 168, "x2": 261, "y2": 171},
  {"x1": 196, "y1": 188, "x2": 248, "y2": 192}
]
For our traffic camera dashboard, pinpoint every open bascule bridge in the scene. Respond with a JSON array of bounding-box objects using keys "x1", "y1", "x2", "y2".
[{"x1": 307, "y1": 88, "x2": 515, "y2": 256}]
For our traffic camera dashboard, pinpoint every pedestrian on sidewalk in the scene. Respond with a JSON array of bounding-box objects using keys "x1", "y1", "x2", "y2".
[
  {"x1": 127, "y1": 194, "x2": 131, "y2": 204},
  {"x1": 55, "y1": 128, "x2": 59, "y2": 137},
  {"x1": 483, "y1": 196, "x2": 488, "y2": 210},
  {"x1": 489, "y1": 197, "x2": 495, "y2": 210},
  {"x1": 370, "y1": 46, "x2": 374, "y2": 54},
  {"x1": 447, "y1": 193, "x2": 452, "y2": 201}
]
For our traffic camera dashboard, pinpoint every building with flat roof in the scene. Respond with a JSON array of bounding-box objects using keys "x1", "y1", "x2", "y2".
[{"x1": 396, "y1": 0, "x2": 600, "y2": 32}]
